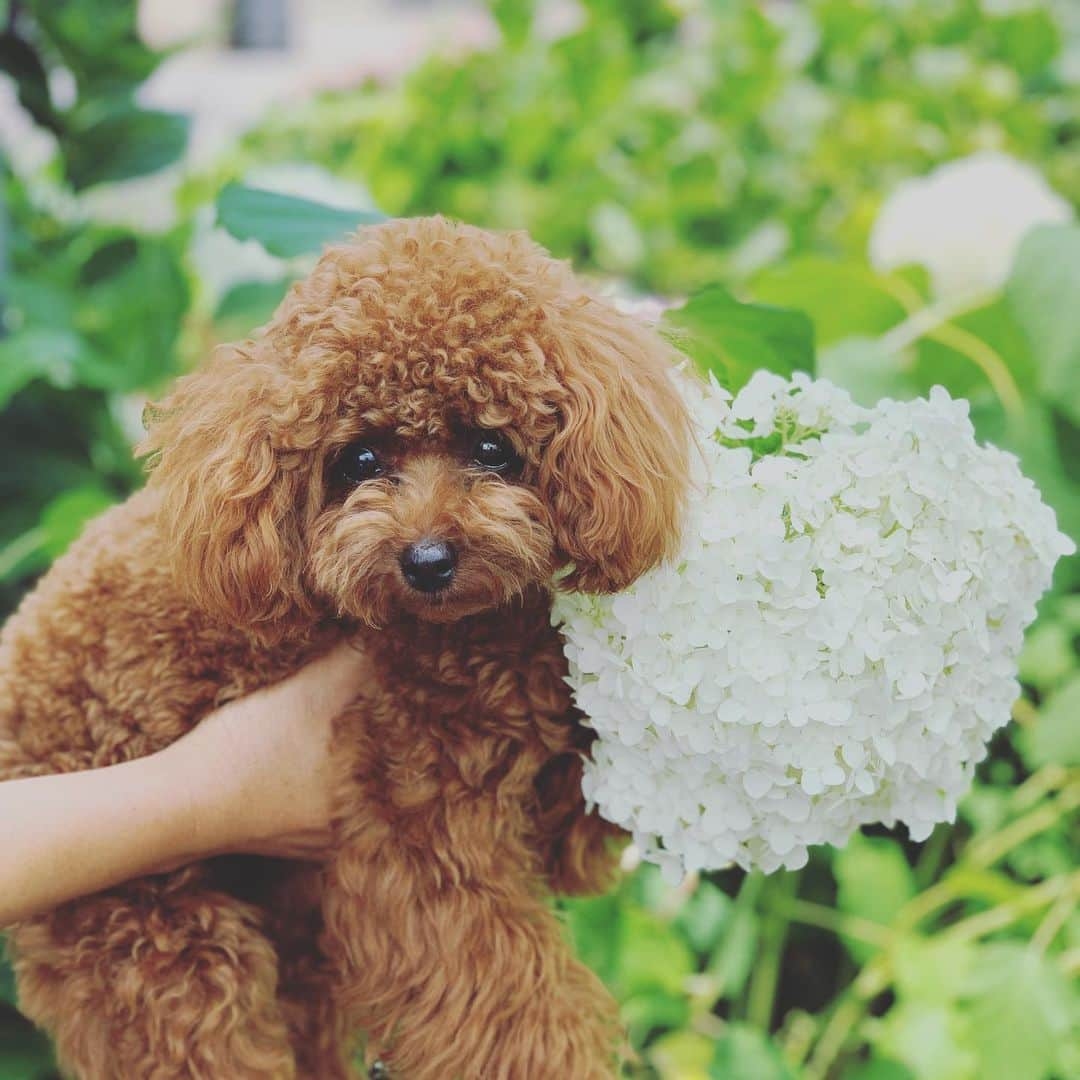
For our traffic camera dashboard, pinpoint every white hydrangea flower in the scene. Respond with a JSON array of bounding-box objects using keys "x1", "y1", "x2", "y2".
[
  {"x1": 553, "y1": 371, "x2": 1074, "y2": 879},
  {"x1": 869, "y1": 151, "x2": 1073, "y2": 299}
]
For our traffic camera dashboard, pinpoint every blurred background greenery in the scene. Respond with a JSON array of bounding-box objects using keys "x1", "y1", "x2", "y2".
[{"x1": 1, "y1": 1, "x2": 1078, "y2": 1077}]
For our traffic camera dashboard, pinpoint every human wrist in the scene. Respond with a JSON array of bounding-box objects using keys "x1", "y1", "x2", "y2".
[{"x1": 149, "y1": 728, "x2": 243, "y2": 865}]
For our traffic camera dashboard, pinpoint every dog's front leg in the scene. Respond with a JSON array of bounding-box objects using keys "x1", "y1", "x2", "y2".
[{"x1": 322, "y1": 723, "x2": 621, "y2": 1079}]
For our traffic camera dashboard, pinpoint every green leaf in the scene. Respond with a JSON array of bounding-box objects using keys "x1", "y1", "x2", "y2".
[
  {"x1": 617, "y1": 904, "x2": 694, "y2": 997},
  {"x1": 911, "y1": 297, "x2": 1037, "y2": 406},
  {"x1": 751, "y1": 258, "x2": 908, "y2": 347},
  {"x1": 840, "y1": 1061, "x2": 915, "y2": 1080},
  {"x1": 833, "y1": 832, "x2": 915, "y2": 961},
  {"x1": 214, "y1": 278, "x2": 293, "y2": 328},
  {"x1": 563, "y1": 893, "x2": 622, "y2": 986},
  {"x1": 1018, "y1": 618, "x2": 1077, "y2": 693},
  {"x1": 33, "y1": 0, "x2": 159, "y2": 93},
  {"x1": 662, "y1": 285, "x2": 814, "y2": 392},
  {"x1": 216, "y1": 183, "x2": 388, "y2": 258},
  {"x1": 1019, "y1": 673, "x2": 1080, "y2": 769},
  {"x1": 1051, "y1": 408, "x2": 1080, "y2": 486},
  {"x1": 970, "y1": 398, "x2": 1080, "y2": 595},
  {"x1": 705, "y1": 876, "x2": 760, "y2": 999},
  {"x1": 74, "y1": 237, "x2": 189, "y2": 390},
  {"x1": 985, "y1": 8, "x2": 1061, "y2": 77},
  {"x1": 64, "y1": 107, "x2": 189, "y2": 190},
  {"x1": 0, "y1": 951, "x2": 13, "y2": 1004},
  {"x1": 648, "y1": 1029, "x2": 717, "y2": 1080},
  {"x1": 1007, "y1": 225, "x2": 1080, "y2": 428},
  {"x1": 674, "y1": 879, "x2": 732, "y2": 955},
  {"x1": 38, "y1": 487, "x2": 115, "y2": 559},
  {"x1": 0, "y1": 29, "x2": 61, "y2": 133},
  {"x1": 708, "y1": 1023, "x2": 793, "y2": 1080},
  {"x1": 818, "y1": 336, "x2": 916, "y2": 407},
  {"x1": 491, "y1": 0, "x2": 535, "y2": 49},
  {"x1": 868, "y1": 1001, "x2": 977, "y2": 1080},
  {"x1": 962, "y1": 943, "x2": 1077, "y2": 1080},
  {"x1": 892, "y1": 936, "x2": 975, "y2": 1007},
  {"x1": 0, "y1": 329, "x2": 89, "y2": 407},
  {"x1": 621, "y1": 987, "x2": 690, "y2": 1047}
]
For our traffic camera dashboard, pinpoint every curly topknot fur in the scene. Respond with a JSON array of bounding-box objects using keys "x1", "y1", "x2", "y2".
[{"x1": 0, "y1": 217, "x2": 690, "y2": 1079}]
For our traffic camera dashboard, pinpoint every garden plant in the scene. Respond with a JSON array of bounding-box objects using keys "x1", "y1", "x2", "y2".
[{"x1": 1, "y1": 1, "x2": 1078, "y2": 1078}]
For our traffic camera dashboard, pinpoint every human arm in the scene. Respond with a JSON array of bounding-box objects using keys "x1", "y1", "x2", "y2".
[{"x1": 0, "y1": 640, "x2": 369, "y2": 926}]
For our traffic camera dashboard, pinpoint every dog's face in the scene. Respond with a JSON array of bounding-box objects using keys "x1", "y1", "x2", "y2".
[{"x1": 143, "y1": 218, "x2": 689, "y2": 635}]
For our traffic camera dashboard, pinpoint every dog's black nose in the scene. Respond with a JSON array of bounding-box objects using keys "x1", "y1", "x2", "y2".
[{"x1": 400, "y1": 539, "x2": 457, "y2": 593}]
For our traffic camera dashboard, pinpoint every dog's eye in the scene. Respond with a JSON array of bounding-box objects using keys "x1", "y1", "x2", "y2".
[
  {"x1": 472, "y1": 431, "x2": 520, "y2": 474},
  {"x1": 335, "y1": 443, "x2": 383, "y2": 484}
]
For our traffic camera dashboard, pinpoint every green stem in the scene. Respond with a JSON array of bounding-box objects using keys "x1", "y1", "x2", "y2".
[
  {"x1": 0, "y1": 526, "x2": 44, "y2": 581},
  {"x1": 805, "y1": 870, "x2": 1080, "y2": 1079},
  {"x1": 771, "y1": 897, "x2": 891, "y2": 948},
  {"x1": 876, "y1": 289, "x2": 1023, "y2": 418},
  {"x1": 746, "y1": 871, "x2": 799, "y2": 1030},
  {"x1": 965, "y1": 783, "x2": 1080, "y2": 869},
  {"x1": 913, "y1": 823, "x2": 951, "y2": 891}
]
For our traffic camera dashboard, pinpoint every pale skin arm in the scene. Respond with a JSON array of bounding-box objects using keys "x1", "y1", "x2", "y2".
[{"x1": 0, "y1": 640, "x2": 370, "y2": 926}]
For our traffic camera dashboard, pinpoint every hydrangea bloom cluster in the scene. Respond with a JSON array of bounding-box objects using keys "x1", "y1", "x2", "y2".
[
  {"x1": 869, "y1": 151, "x2": 1072, "y2": 299},
  {"x1": 553, "y1": 371, "x2": 1074, "y2": 878}
]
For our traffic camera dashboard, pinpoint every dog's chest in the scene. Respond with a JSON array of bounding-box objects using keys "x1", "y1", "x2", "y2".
[{"x1": 359, "y1": 598, "x2": 576, "y2": 740}]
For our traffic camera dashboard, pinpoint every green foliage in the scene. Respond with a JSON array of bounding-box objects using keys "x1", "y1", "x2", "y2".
[
  {"x1": 661, "y1": 286, "x2": 815, "y2": 391},
  {"x1": 2, "y1": 2, "x2": 1079, "y2": 1079},
  {"x1": 242, "y1": 0, "x2": 1080, "y2": 295},
  {"x1": 216, "y1": 183, "x2": 386, "y2": 258},
  {"x1": 1008, "y1": 225, "x2": 1080, "y2": 428}
]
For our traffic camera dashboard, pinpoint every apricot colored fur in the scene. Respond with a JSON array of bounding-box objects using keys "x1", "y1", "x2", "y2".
[{"x1": 0, "y1": 217, "x2": 690, "y2": 1079}]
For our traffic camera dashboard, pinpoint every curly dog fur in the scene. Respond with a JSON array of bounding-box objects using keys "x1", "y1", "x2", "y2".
[{"x1": 0, "y1": 217, "x2": 689, "y2": 1079}]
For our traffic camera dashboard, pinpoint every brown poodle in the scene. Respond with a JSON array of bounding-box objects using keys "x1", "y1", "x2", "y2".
[{"x1": 0, "y1": 217, "x2": 690, "y2": 1079}]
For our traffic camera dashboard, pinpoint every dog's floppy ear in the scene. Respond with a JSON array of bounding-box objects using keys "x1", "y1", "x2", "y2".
[
  {"x1": 138, "y1": 342, "x2": 315, "y2": 635},
  {"x1": 539, "y1": 298, "x2": 690, "y2": 594}
]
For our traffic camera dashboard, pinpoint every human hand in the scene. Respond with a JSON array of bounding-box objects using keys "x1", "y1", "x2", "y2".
[
  {"x1": 154, "y1": 639, "x2": 372, "y2": 866},
  {"x1": 0, "y1": 640, "x2": 371, "y2": 925}
]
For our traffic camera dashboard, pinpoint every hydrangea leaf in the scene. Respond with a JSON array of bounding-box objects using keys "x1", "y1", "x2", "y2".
[
  {"x1": 818, "y1": 336, "x2": 916, "y2": 407},
  {"x1": 892, "y1": 936, "x2": 975, "y2": 1007},
  {"x1": 1019, "y1": 673, "x2": 1080, "y2": 769},
  {"x1": 1018, "y1": 618, "x2": 1076, "y2": 693},
  {"x1": 63, "y1": 107, "x2": 189, "y2": 190},
  {"x1": 1007, "y1": 224, "x2": 1080, "y2": 428},
  {"x1": 969, "y1": 398, "x2": 1080, "y2": 595},
  {"x1": 868, "y1": 1001, "x2": 977, "y2": 1080},
  {"x1": 840, "y1": 1061, "x2": 915, "y2": 1080},
  {"x1": 38, "y1": 487, "x2": 116, "y2": 560},
  {"x1": 705, "y1": 882, "x2": 759, "y2": 998},
  {"x1": 213, "y1": 278, "x2": 293, "y2": 341},
  {"x1": 751, "y1": 258, "x2": 908, "y2": 347},
  {"x1": 961, "y1": 943, "x2": 1077, "y2": 1080},
  {"x1": 0, "y1": 330, "x2": 85, "y2": 408},
  {"x1": 562, "y1": 893, "x2": 622, "y2": 986},
  {"x1": 833, "y1": 833, "x2": 915, "y2": 960},
  {"x1": 661, "y1": 285, "x2": 814, "y2": 391},
  {"x1": 0, "y1": 950, "x2": 14, "y2": 1004},
  {"x1": 912, "y1": 298, "x2": 1038, "y2": 406},
  {"x1": 216, "y1": 184, "x2": 388, "y2": 258},
  {"x1": 674, "y1": 879, "x2": 732, "y2": 955},
  {"x1": 647, "y1": 1029, "x2": 716, "y2": 1080},
  {"x1": 621, "y1": 988, "x2": 690, "y2": 1050},
  {"x1": 491, "y1": 0, "x2": 534, "y2": 47},
  {"x1": 72, "y1": 237, "x2": 189, "y2": 391},
  {"x1": 984, "y1": 7, "x2": 1061, "y2": 77},
  {"x1": 707, "y1": 1023, "x2": 793, "y2": 1080},
  {"x1": 0, "y1": 26, "x2": 61, "y2": 133},
  {"x1": 616, "y1": 905, "x2": 695, "y2": 997}
]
